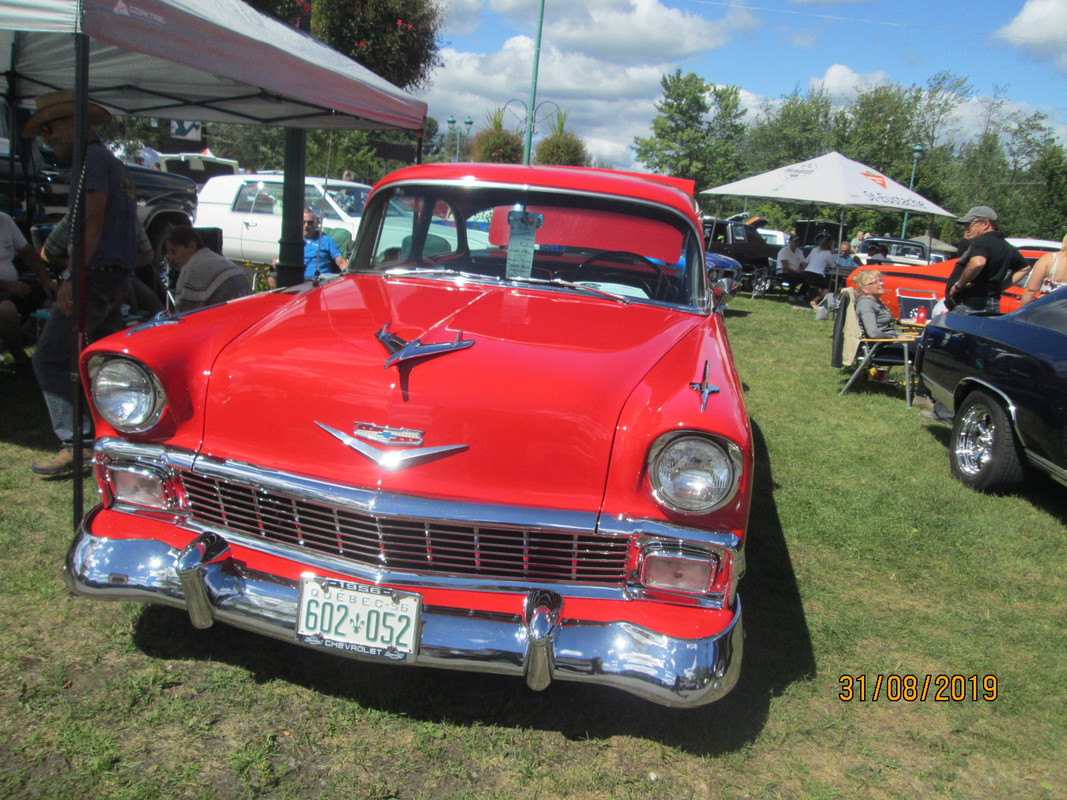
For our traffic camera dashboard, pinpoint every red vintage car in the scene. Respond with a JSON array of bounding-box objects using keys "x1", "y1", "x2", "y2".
[
  {"x1": 65, "y1": 163, "x2": 751, "y2": 708},
  {"x1": 846, "y1": 249, "x2": 1045, "y2": 318}
]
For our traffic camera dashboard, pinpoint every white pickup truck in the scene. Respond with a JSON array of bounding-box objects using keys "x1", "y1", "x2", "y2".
[{"x1": 193, "y1": 173, "x2": 371, "y2": 265}]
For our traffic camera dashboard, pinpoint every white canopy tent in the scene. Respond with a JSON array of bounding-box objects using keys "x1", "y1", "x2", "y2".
[
  {"x1": 0, "y1": 0, "x2": 427, "y2": 523},
  {"x1": 701, "y1": 151, "x2": 954, "y2": 217},
  {"x1": 0, "y1": 0, "x2": 427, "y2": 130}
]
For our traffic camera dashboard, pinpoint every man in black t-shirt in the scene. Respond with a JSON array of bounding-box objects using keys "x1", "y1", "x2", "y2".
[{"x1": 946, "y1": 205, "x2": 1025, "y2": 315}]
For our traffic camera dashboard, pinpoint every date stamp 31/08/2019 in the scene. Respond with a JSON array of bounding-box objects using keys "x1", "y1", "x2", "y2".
[{"x1": 839, "y1": 674, "x2": 998, "y2": 702}]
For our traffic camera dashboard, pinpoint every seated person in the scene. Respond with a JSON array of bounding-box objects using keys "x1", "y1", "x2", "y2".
[
  {"x1": 853, "y1": 269, "x2": 935, "y2": 410},
  {"x1": 776, "y1": 235, "x2": 807, "y2": 302},
  {"x1": 302, "y1": 210, "x2": 347, "y2": 280},
  {"x1": 0, "y1": 210, "x2": 56, "y2": 371},
  {"x1": 162, "y1": 226, "x2": 252, "y2": 312},
  {"x1": 804, "y1": 235, "x2": 834, "y2": 310},
  {"x1": 865, "y1": 242, "x2": 890, "y2": 265},
  {"x1": 43, "y1": 215, "x2": 165, "y2": 317}
]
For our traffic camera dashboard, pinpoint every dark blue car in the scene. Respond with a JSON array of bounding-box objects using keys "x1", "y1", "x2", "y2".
[{"x1": 918, "y1": 289, "x2": 1067, "y2": 492}]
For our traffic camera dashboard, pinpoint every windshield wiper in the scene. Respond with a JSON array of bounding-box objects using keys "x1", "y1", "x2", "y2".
[{"x1": 506, "y1": 275, "x2": 632, "y2": 304}]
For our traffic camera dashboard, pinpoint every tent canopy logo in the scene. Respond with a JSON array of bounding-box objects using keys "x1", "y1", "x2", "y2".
[{"x1": 861, "y1": 171, "x2": 887, "y2": 189}]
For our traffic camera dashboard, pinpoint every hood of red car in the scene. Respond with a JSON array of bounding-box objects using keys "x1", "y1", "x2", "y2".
[{"x1": 200, "y1": 274, "x2": 700, "y2": 510}]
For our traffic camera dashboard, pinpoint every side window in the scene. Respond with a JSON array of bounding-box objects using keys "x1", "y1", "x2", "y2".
[
  {"x1": 732, "y1": 223, "x2": 747, "y2": 243},
  {"x1": 304, "y1": 187, "x2": 343, "y2": 224},
  {"x1": 369, "y1": 196, "x2": 420, "y2": 266},
  {"x1": 251, "y1": 183, "x2": 282, "y2": 215},
  {"x1": 426, "y1": 199, "x2": 458, "y2": 258}
]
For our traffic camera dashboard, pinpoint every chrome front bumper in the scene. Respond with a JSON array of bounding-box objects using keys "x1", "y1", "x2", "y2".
[{"x1": 64, "y1": 523, "x2": 743, "y2": 708}]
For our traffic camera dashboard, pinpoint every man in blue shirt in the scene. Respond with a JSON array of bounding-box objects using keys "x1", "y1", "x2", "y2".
[{"x1": 303, "y1": 210, "x2": 347, "y2": 280}]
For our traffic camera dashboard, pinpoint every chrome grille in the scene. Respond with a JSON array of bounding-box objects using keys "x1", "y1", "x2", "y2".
[{"x1": 180, "y1": 471, "x2": 630, "y2": 584}]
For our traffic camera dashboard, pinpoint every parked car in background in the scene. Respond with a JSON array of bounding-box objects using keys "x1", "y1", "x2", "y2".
[
  {"x1": 705, "y1": 251, "x2": 742, "y2": 281},
  {"x1": 919, "y1": 289, "x2": 1067, "y2": 492},
  {"x1": 1006, "y1": 237, "x2": 1061, "y2": 253},
  {"x1": 846, "y1": 249, "x2": 1047, "y2": 318},
  {"x1": 703, "y1": 216, "x2": 775, "y2": 284},
  {"x1": 157, "y1": 152, "x2": 241, "y2": 187},
  {"x1": 67, "y1": 162, "x2": 752, "y2": 708},
  {"x1": 856, "y1": 236, "x2": 933, "y2": 265},
  {"x1": 758, "y1": 228, "x2": 788, "y2": 250},
  {"x1": 194, "y1": 173, "x2": 372, "y2": 264},
  {"x1": 794, "y1": 219, "x2": 840, "y2": 250}
]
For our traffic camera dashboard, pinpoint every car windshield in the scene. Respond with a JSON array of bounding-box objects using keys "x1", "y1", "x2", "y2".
[{"x1": 351, "y1": 183, "x2": 706, "y2": 308}]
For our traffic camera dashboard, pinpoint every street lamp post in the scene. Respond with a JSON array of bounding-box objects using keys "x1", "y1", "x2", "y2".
[
  {"x1": 446, "y1": 114, "x2": 473, "y2": 162},
  {"x1": 523, "y1": 0, "x2": 547, "y2": 165},
  {"x1": 901, "y1": 144, "x2": 924, "y2": 239},
  {"x1": 503, "y1": 98, "x2": 560, "y2": 160}
]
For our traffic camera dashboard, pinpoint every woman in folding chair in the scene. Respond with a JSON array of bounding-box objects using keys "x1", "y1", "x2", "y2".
[{"x1": 852, "y1": 270, "x2": 936, "y2": 410}]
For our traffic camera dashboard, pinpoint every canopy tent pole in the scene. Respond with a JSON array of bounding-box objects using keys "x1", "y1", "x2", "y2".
[{"x1": 70, "y1": 32, "x2": 90, "y2": 529}]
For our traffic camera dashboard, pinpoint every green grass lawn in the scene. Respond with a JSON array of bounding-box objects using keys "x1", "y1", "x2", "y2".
[{"x1": 0, "y1": 292, "x2": 1064, "y2": 800}]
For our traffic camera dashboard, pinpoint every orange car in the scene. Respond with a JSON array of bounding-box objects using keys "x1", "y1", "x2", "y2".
[{"x1": 846, "y1": 250, "x2": 1045, "y2": 318}]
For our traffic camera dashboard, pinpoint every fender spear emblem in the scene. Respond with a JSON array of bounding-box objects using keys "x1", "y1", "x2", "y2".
[{"x1": 689, "y1": 360, "x2": 721, "y2": 413}]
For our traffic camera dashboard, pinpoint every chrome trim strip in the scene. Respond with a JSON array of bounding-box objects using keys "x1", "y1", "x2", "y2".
[
  {"x1": 1025, "y1": 450, "x2": 1067, "y2": 486},
  {"x1": 65, "y1": 525, "x2": 742, "y2": 708},
  {"x1": 952, "y1": 377, "x2": 1023, "y2": 443}
]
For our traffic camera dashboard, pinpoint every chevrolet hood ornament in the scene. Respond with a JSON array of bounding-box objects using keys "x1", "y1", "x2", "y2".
[{"x1": 316, "y1": 422, "x2": 467, "y2": 471}]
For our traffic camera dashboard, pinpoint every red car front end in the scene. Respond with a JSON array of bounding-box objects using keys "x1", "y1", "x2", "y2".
[{"x1": 65, "y1": 164, "x2": 751, "y2": 707}]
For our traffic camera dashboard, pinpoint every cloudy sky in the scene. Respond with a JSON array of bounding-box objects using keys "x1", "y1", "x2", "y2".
[{"x1": 414, "y1": 0, "x2": 1067, "y2": 170}]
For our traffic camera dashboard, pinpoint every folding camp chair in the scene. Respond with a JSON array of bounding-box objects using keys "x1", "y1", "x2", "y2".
[
  {"x1": 896, "y1": 288, "x2": 937, "y2": 322},
  {"x1": 830, "y1": 287, "x2": 917, "y2": 405}
]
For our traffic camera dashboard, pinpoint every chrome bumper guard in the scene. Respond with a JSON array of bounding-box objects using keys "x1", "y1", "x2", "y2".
[{"x1": 64, "y1": 525, "x2": 742, "y2": 708}]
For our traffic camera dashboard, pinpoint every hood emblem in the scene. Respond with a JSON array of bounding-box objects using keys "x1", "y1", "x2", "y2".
[
  {"x1": 352, "y1": 422, "x2": 424, "y2": 446},
  {"x1": 689, "y1": 360, "x2": 721, "y2": 413},
  {"x1": 316, "y1": 422, "x2": 467, "y2": 471},
  {"x1": 376, "y1": 322, "x2": 474, "y2": 369}
]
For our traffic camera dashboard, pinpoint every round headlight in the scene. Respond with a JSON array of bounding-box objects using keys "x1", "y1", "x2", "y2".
[
  {"x1": 90, "y1": 357, "x2": 165, "y2": 432},
  {"x1": 647, "y1": 433, "x2": 741, "y2": 514}
]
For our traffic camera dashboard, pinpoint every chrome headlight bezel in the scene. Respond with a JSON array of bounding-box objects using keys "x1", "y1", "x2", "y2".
[
  {"x1": 646, "y1": 432, "x2": 743, "y2": 515},
  {"x1": 87, "y1": 355, "x2": 167, "y2": 433}
]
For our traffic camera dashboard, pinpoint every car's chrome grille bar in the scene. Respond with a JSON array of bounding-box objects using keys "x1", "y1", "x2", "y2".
[{"x1": 179, "y1": 471, "x2": 629, "y2": 584}]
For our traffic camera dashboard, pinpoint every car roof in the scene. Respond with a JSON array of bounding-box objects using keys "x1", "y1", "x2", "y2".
[
  {"x1": 198, "y1": 173, "x2": 372, "y2": 202},
  {"x1": 373, "y1": 163, "x2": 700, "y2": 222},
  {"x1": 1007, "y1": 237, "x2": 1062, "y2": 252}
]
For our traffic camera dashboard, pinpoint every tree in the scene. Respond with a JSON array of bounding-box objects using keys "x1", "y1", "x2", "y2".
[
  {"x1": 704, "y1": 85, "x2": 747, "y2": 188},
  {"x1": 841, "y1": 83, "x2": 922, "y2": 177},
  {"x1": 632, "y1": 70, "x2": 714, "y2": 184},
  {"x1": 534, "y1": 110, "x2": 588, "y2": 166},
  {"x1": 1025, "y1": 142, "x2": 1067, "y2": 237},
  {"x1": 246, "y1": 0, "x2": 443, "y2": 90},
  {"x1": 744, "y1": 87, "x2": 835, "y2": 173},
  {"x1": 470, "y1": 109, "x2": 523, "y2": 164}
]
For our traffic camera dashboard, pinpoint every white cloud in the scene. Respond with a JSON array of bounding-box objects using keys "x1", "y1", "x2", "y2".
[
  {"x1": 995, "y1": 0, "x2": 1067, "y2": 76},
  {"x1": 487, "y1": 0, "x2": 752, "y2": 64},
  {"x1": 787, "y1": 28, "x2": 818, "y2": 49},
  {"x1": 419, "y1": 40, "x2": 668, "y2": 166},
  {"x1": 810, "y1": 64, "x2": 890, "y2": 103},
  {"x1": 441, "y1": 0, "x2": 485, "y2": 37}
]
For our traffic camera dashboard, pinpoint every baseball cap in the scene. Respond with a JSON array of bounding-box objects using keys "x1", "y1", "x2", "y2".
[{"x1": 955, "y1": 205, "x2": 998, "y2": 224}]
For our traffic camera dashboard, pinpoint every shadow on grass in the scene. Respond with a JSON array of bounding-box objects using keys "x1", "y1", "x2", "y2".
[
  {"x1": 130, "y1": 421, "x2": 814, "y2": 757},
  {"x1": 0, "y1": 369, "x2": 55, "y2": 451}
]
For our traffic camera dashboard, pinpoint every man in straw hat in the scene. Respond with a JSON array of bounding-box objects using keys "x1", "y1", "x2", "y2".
[{"x1": 24, "y1": 90, "x2": 142, "y2": 476}]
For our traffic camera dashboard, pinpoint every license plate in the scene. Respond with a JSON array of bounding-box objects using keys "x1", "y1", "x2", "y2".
[{"x1": 296, "y1": 576, "x2": 420, "y2": 662}]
